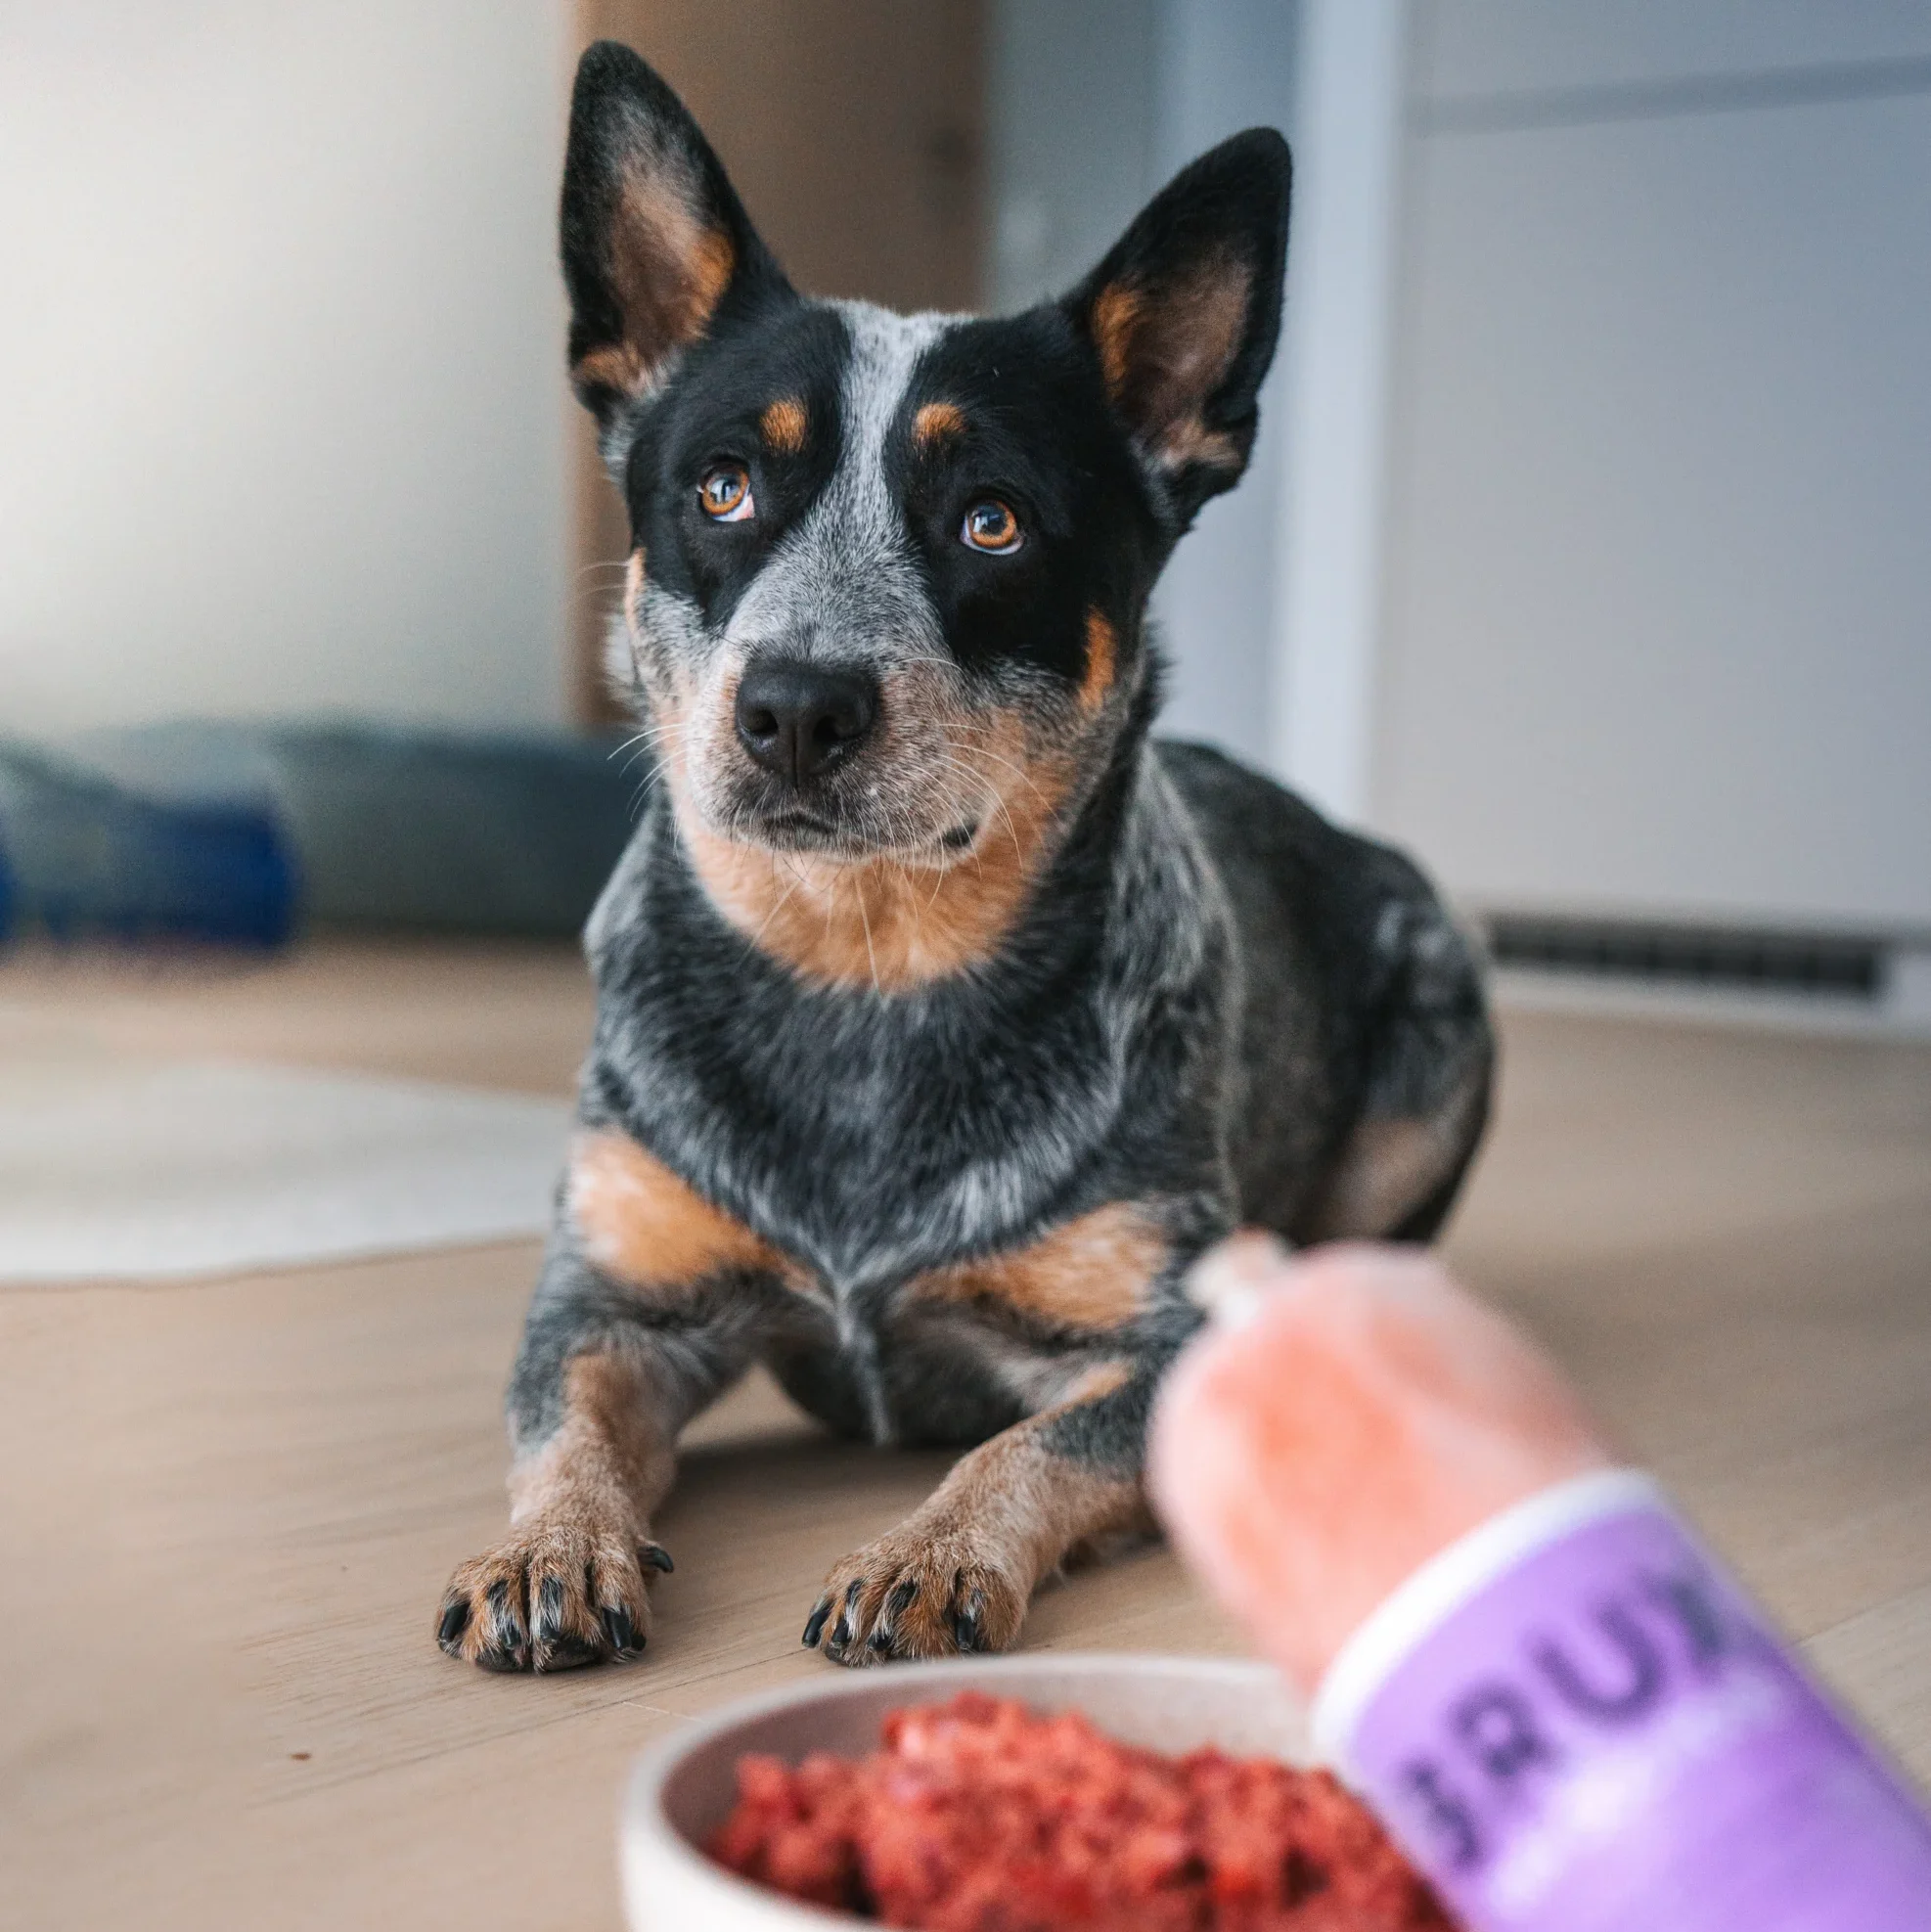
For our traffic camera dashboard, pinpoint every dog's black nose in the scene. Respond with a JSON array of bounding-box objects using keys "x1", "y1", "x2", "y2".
[{"x1": 734, "y1": 659, "x2": 878, "y2": 783}]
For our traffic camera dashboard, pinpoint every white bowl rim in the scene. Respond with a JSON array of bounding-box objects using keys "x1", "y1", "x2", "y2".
[{"x1": 620, "y1": 1651, "x2": 1291, "y2": 1930}]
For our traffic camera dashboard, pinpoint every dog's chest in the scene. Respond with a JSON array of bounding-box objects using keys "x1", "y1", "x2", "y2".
[{"x1": 602, "y1": 961, "x2": 1133, "y2": 1291}]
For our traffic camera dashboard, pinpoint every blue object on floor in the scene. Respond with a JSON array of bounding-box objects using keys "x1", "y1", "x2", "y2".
[{"x1": 0, "y1": 743, "x2": 297, "y2": 947}]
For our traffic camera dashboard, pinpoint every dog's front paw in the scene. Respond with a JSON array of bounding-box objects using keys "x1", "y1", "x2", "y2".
[
  {"x1": 435, "y1": 1516, "x2": 672, "y2": 1673},
  {"x1": 803, "y1": 1526, "x2": 1028, "y2": 1667}
]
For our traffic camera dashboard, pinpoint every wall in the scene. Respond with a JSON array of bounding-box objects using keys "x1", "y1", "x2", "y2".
[
  {"x1": 0, "y1": 3, "x2": 570, "y2": 740},
  {"x1": 1375, "y1": 1, "x2": 1931, "y2": 931},
  {"x1": 987, "y1": 0, "x2": 1298, "y2": 769},
  {"x1": 1147, "y1": 0, "x2": 1298, "y2": 769}
]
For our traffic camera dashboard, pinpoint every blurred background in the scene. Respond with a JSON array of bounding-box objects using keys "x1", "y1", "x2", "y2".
[{"x1": 2, "y1": 0, "x2": 1928, "y2": 1025}]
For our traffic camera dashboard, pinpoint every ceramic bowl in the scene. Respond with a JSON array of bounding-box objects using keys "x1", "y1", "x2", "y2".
[{"x1": 620, "y1": 1651, "x2": 1306, "y2": 1929}]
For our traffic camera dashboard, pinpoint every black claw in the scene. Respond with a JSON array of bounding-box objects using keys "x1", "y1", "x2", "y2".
[
  {"x1": 641, "y1": 1542, "x2": 675, "y2": 1575},
  {"x1": 437, "y1": 1595, "x2": 472, "y2": 1650},
  {"x1": 830, "y1": 1579, "x2": 863, "y2": 1650},
  {"x1": 802, "y1": 1598, "x2": 831, "y2": 1648},
  {"x1": 951, "y1": 1600, "x2": 984, "y2": 1653},
  {"x1": 603, "y1": 1603, "x2": 645, "y2": 1656},
  {"x1": 534, "y1": 1574, "x2": 565, "y2": 1643}
]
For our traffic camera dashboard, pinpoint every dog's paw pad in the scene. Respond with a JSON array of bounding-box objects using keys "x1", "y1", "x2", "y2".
[
  {"x1": 805, "y1": 1531, "x2": 1025, "y2": 1667},
  {"x1": 436, "y1": 1516, "x2": 656, "y2": 1673}
]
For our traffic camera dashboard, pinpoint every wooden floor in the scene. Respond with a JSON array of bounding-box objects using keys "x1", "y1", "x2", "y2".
[{"x1": 4, "y1": 940, "x2": 1928, "y2": 1930}]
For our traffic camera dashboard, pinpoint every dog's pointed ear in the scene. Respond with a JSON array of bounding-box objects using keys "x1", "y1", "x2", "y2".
[
  {"x1": 561, "y1": 42, "x2": 791, "y2": 428},
  {"x1": 1065, "y1": 129, "x2": 1290, "y2": 524}
]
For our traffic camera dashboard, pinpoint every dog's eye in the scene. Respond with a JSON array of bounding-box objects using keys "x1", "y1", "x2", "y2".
[
  {"x1": 962, "y1": 499, "x2": 1022, "y2": 554},
  {"x1": 699, "y1": 465, "x2": 754, "y2": 523}
]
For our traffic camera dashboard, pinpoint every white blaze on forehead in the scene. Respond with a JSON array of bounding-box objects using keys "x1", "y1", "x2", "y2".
[{"x1": 727, "y1": 301, "x2": 963, "y2": 667}]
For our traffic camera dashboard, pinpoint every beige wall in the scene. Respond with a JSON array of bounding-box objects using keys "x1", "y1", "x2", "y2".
[
  {"x1": 1376, "y1": 1, "x2": 1931, "y2": 931},
  {"x1": 0, "y1": 3, "x2": 572, "y2": 739}
]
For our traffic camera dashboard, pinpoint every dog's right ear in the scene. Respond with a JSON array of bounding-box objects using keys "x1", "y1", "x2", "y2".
[{"x1": 561, "y1": 43, "x2": 791, "y2": 429}]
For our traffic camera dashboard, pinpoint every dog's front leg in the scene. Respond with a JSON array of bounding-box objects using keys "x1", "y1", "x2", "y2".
[
  {"x1": 804, "y1": 1364, "x2": 1161, "y2": 1665},
  {"x1": 436, "y1": 1132, "x2": 786, "y2": 1672}
]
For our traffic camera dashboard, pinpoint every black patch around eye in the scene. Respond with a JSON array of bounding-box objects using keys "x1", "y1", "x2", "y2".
[
  {"x1": 621, "y1": 303, "x2": 850, "y2": 629},
  {"x1": 893, "y1": 312, "x2": 1162, "y2": 687}
]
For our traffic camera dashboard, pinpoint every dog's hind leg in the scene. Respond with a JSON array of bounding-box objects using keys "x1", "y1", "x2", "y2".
[
  {"x1": 803, "y1": 1362, "x2": 1163, "y2": 1666},
  {"x1": 435, "y1": 1132, "x2": 796, "y2": 1673},
  {"x1": 1297, "y1": 903, "x2": 1495, "y2": 1245}
]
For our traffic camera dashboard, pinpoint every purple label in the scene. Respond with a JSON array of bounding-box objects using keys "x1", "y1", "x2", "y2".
[{"x1": 1342, "y1": 1501, "x2": 1931, "y2": 1931}]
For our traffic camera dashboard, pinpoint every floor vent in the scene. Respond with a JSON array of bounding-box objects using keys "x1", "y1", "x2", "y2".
[{"x1": 1486, "y1": 916, "x2": 1885, "y2": 999}]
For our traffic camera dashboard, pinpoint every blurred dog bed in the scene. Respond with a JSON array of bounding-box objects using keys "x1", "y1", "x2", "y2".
[{"x1": 0, "y1": 721, "x2": 648, "y2": 943}]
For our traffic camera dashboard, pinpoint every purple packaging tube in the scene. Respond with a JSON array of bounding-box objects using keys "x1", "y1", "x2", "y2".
[{"x1": 1310, "y1": 1469, "x2": 1931, "y2": 1930}]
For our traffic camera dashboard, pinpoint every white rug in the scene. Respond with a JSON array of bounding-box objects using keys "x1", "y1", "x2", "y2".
[{"x1": 0, "y1": 1052, "x2": 573, "y2": 1283}]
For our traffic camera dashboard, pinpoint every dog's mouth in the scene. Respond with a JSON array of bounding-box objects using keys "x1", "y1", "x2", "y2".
[{"x1": 736, "y1": 806, "x2": 981, "y2": 861}]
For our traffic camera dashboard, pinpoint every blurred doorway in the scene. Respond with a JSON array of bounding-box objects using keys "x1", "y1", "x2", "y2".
[{"x1": 569, "y1": 1, "x2": 988, "y2": 723}]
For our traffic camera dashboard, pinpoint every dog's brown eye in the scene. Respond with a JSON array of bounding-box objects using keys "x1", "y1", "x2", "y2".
[
  {"x1": 699, "y1": 465, "x2": 754, "y2": 522},
  {"x1": 962, "y1": 499, "x2": 1022, "y2": 554}
]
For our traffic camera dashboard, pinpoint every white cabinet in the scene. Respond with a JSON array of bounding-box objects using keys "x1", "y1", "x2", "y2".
[{"x1": 1372, "y1": 4, "x2": 1931, "y2": 932}]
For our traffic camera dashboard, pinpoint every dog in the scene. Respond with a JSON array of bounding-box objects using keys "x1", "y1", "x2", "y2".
[{"x1": 435, "y1": 43, "x2": 1493, "y2": 1674}]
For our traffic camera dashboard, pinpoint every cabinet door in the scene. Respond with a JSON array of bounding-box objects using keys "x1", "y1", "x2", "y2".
[{"x1": 1377, "y1": 81, "x2": 1931, "y2": 929}]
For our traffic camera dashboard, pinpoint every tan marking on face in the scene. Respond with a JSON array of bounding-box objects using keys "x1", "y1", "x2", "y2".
[
  {"x1": 1080, "y1": 609, "x2": 1118, "y2": 712},
  {"x1": 674, "y1": 706, "x2": 1079, "y2": 992},
  {"x1": 568, "y1": 1131, "x2": 789, "y2": 1298},
  {"x1": 760, "y1": 396, "x2": 807, "y2": 453},
  {"x1": 912, "y1": 399, "x2": 967, "y2": 448},
  {"x1": 911, "y1": 1203, "x2": 1167, "y2": 1331}
]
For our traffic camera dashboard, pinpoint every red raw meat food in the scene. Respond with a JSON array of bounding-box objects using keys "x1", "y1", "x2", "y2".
[{"x1": 707, "y1": 1691, "x2": 1455, "y2": 1929}]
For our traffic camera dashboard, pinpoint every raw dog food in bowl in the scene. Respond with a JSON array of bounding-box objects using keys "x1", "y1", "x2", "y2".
[{"x1": 621, "y1": 1653, "x2": 1453, "y2": 1930}]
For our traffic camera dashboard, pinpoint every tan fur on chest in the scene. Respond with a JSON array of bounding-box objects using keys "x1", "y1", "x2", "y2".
[
  {"x1": 909, "y1": 1203, "x2": 1167, "y2": 1331},
  {"x1": 569, "y1": 1132, "x2": 796, "y2": 1298}
]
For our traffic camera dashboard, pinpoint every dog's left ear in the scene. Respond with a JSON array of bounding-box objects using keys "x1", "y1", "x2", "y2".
[
  {"x1": 1065, "y1": 129, "x2": 1290, "y2": 524},
  {"x1": 561, "y1": 42, "x2": 792, "y2": 430}
]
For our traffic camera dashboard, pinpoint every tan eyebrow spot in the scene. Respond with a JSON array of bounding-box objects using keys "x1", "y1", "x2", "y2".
[
  {"x1": 1080, "y1": 609, "x2": 1117, "y2": 711},
  {"x1": 913, "y1": 400, "x2": 967, "y2": 448},
  {"x1": 760, "y1": 396, "x2": 807, "y2": 454}
]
